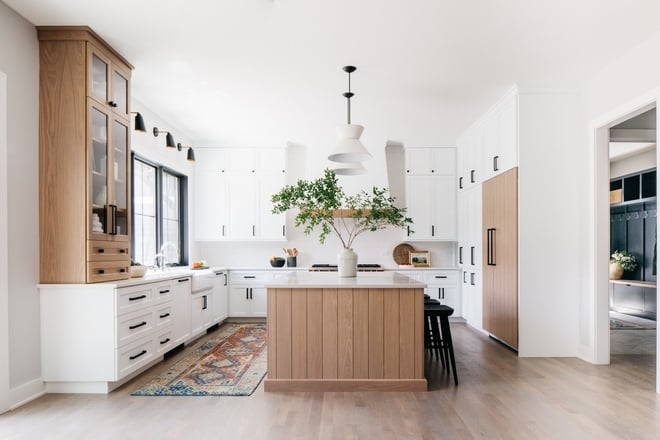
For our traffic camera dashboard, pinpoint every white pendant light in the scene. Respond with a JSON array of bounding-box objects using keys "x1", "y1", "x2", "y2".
[
  {"x1": 328, "y1": 66, "x2": 372, "y2": 164},
  {"x1": 333, "y1": 161, "x2": 367, "y2": 175}
]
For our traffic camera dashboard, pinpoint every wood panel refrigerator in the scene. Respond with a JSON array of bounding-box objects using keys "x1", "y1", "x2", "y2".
[{"x1": 483, "y1": 167, "x2": 518, "y2": 349}]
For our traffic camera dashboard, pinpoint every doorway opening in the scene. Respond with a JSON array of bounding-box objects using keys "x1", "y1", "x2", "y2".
[{"x1": 608, "y1": 108, "x2": 657, "y2": 365}]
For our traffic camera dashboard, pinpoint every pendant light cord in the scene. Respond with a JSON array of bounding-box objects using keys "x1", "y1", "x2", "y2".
[{"x1": 342, "y1": 66, "x2": 356, "y2": 125}]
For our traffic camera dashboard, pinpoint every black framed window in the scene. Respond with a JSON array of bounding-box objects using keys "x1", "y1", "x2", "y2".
[{"x1": 132, "y1": 154, "x2": 188, "y2": 267}]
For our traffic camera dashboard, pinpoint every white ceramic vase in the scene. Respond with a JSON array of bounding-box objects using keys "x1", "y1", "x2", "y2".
[
  {"x1": 609, "y1": 262, "x2": 624, "y2": 280},
  {"x1": 338, "y1": 248, "x2": 358, "y2": 277}
]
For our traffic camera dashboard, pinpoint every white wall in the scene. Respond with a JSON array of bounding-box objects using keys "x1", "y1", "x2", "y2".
[
  {"x1": 0, "y1": 1, "x2": 42, "y2": 408},
  {"x1": 1, "y1": 70, "x2": 9, "y2": 414}
]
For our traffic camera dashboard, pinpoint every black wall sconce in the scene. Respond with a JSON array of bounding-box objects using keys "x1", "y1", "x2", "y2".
[
  {"x1": 130, "y1": 112, "x2": 146, "y2": 132},
  {"x1": 153, "y1": 127, "x2": 176, "y2": 148},
  {"x1": 177, "y1": 143, "x2": 196, "y2": 162}
]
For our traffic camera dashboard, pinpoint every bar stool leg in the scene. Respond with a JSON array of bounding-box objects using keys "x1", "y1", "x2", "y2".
[
  {"x1": 439, "y1": 315, "x2": 458, "y2": 385},
  {"x1": 429, "y1": 314, "x2": 445, "y2": 366}
]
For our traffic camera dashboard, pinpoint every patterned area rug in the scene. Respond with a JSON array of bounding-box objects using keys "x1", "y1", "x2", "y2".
[{"x1": 132, "y1": 323, "x2": 267, "y2": 396}]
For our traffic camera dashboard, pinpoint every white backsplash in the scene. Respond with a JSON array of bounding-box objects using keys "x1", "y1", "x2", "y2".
[{"x1": 194, "y1": 227, "x2": 456, "y2": 269}]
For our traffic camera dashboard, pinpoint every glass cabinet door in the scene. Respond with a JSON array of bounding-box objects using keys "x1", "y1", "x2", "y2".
[
  {"x1": 90, "y1": 52, "x2": 108, "y2": 104},
  {"x1": 112, "y1": 69, "x2": 129, "y2": 117},
  {"x1": 90, "y1": 104, "x2": 108, "y2": 236},
  {"x1": 112, "y1": 118, "x2": 130, "y2": 238}
]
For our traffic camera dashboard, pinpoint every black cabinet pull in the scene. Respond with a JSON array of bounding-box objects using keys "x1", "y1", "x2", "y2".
[
  {"x1": 459, "y1": 176, "x2": 463, "y2": 189},
  {"x1": 129, "y1": 349, "x2": 147, "y2": 360},
  {"x1": 431, "y1": 225, "x2": 435, "y2": 237},
  {"x1": 98, "y1": 248, "x2": 105, "y2": 253},
  {"x1": 431, "y1": 169, "x2": 435, "y2": 173},
  {"x1": 119, "y1": 248, "x2": 126, "y2": 253},
  {"x1": 252, "y1": 225, "x2": 256, "y2": 236},
  {"x1": 222, "y1": 225, "x2": 225, "y2": 236},
  {"x1": 244, "y1": 275, "x2": 256, "y2": 279},
  {"x1": 470, "y1": 169, "x2": 475, "y2": 183},
  {"x1": 435, "y1": 275, "x2": 447, "y2": 279},
  {"x1": 463, "y1": 272, "x2": 467, "y2": 283},
  {"x1": 406, "y1": 169, "x2": 410, "y2": 173},
  {"x1": 119, "y1": 268, "x2": 126, "y2": 273},
  {"x1": 470, "y1": 273, "x2": 475, "y2": 286},
  {"x1": 160, "y1": 338, "x2": 170, "y2": 345},
  {"x1": 223, "y1": 273, "x2": 228, "y2": 286},
  {"x1": 487, "y1": 228, "x2": 497, "y2": 266},
  {"x1": 282, "y1": 225, "x2": 286, "y2": 236},
  {"x1": 459, "y1": 247, "x2": 463, "y2": 264},
  {"x1": 108, "y1": 101, "x2": 118, "y2": 108},
  {"x1": 407, "y1": 226, "x2": 411, "y2": 237},
  {"x1": 159, "y1": 289, "x2": 170, "y2": 294},
  {"x1": 440, "y1": 287, "x2": 445, "y2": 299},
  {"x1": 129, "y1": 321, "x2": 147, "y2": 330},
  {"x1": 159, "y1": 312, "x2": 170, "y2": 319},
  {"x1": 98, "y1": 269, "x2": 105, "y2": 274},
  {"x1": 110, "y1": 205, "x2": 117, "y2": 235},
  {"x1": 203, "y1": 295, "x2": 208, "y2": 310},
  {"x1": 214, "y1": 271, "x2": 223, "y2": 276},
  {"x1": 470, "y1": 246, "x2": 475, "y2": 266},
  {"x1": 245, "y1": 288, "x2": 249, "y2": 300},
  {"x1": 178, "y1": 278, "x2": 189, "y2": 283},
  {"x1": 493, "y1": 155, "x2": 499, "y2": 172},
  {"x1": 129, "y1": 294, "x2": 146, "y2": 301},
  {"x1": 250, "y1": 288, "x2": 253, "y2": 300}
]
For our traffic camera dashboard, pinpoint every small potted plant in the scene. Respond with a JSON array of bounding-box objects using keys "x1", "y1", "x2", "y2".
[
  {"x1": 609, "y1": 250, "x2": 637, "y2": 280},
  {"x1": 271, "y1": 169, "x2": 413, "y2": 277}
]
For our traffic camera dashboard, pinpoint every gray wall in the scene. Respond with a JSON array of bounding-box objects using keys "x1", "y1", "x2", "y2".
[{"x1": 0, "y1": 1, "x2": 41, "y2": 406}]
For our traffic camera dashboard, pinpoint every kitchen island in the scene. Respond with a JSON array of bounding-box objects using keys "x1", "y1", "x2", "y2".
[{"x1": 264, "y1": 272, "x2": 427, "y2": 392}]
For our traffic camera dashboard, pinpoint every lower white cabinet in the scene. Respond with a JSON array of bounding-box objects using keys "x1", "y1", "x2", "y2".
[
  {"x1": 211, "y1": 270, "x2": 229, "y2": 324},
  {"x1": 190, "y1": 291, "x2": 210, "y2": 339},
  {"x1": 40, "y1": 275, "x2": 192, "y2": 393},
  {"x1": 229, "y1": 271, "x2": 272, "y2": 317},
  {"x1": 425, "y1": 270, "x2": 461, "y2": 316},
  {"x1": 461, "y1": 269, "x2": 483, "y2": 331}
]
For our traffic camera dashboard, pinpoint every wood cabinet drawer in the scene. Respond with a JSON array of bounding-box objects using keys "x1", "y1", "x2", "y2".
[
  {"x1": 425, "y1": 271, "x2": 459, "y2": 286},
  {"x1": 88, "y1": 240, "x2": 130, "y2": 262},
  {"x1": 116, "y1": 284, "x2": 154, "y2": 315},
  {"x1": 116, "y1": 334, "x2": 155, "y2": 379},
  {"x1": 87, "y1": 260, "x2": 130, "y2": 283},
  {"x1": 116, "y1": 308, "x2": 154, "y2": 348}
]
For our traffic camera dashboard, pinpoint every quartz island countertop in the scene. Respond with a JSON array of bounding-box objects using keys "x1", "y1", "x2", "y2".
[{"x1": 265, "y1": 271, "x2": 428, "y2": 289}]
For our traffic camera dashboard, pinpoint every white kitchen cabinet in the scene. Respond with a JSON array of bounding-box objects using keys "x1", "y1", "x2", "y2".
[
  {"x1": 197, "y1": 148, "x2": 286, "y2": 241},
  {"x1": 461, "y1": 268, "x2": 482, "y2": 330},
  {"x1": 171, "y1": 276, "x2": 192, "y2": 347},
  {"x1": 457, "y1": 185, "x2": 482, "y2": 270},
  {"x1": 481, "y1": 91, "x2": 518, "y2": 181},
  {"x1": 194, "y1": 148, "x2": 228, "y2": 240},
  {"x1": 424, "y1": 270, "x2": 461, "y2": 316},
  {"x1": 229, "y1": 271, "x2": 271, "y2": 317},
  {"x1": 39, "y1": 275, "x2": 191, "y2": 393},
  {"x1": 190, "y1": 291, "x2": 208, "y2": 339},
  {"x1": 211, "y1": 270, "x2": 229, "y2": 324},
  {"x1": 404, "y1": 147, "x2": 456, "y2": 241},
  {"x1": 457, "y1": 126, "x2": 483, "y2": 191}
]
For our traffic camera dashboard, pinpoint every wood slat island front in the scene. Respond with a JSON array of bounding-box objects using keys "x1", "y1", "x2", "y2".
[{"x1": 264, "y1": 272, "x2": 427, "y2": 392}]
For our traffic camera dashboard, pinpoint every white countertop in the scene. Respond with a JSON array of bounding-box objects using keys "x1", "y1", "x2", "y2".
[{"x1": 265, "y1": 271, "x2": 428, "y2": 289}]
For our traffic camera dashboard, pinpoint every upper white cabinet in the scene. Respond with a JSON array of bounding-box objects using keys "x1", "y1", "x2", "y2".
[
  {"x1": 404, "y1": 147, "x2": 456, "y2": 241},
  {"x1": 457, "y1": 89, "x2": 519, "y2": 190},
  {"x1": 194, "y1": 148, "x2": 286, "y2": 241},
  {"x1": 481, "y1": 92, "x2": 518, "y2": 181}
]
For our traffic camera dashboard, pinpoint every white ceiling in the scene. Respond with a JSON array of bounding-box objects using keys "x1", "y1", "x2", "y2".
[{"x1": 5, "y1": 0, "x2": 660, "y2": 149}]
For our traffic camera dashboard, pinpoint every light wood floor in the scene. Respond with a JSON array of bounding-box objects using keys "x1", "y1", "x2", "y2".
[{"x1": 1, "y1": 323, "x2": 659, "y2": 439}]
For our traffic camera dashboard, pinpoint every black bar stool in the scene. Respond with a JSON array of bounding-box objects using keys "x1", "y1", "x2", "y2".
[{"x1": 424, "y1": 303, "x2": 458, "y2": 385}]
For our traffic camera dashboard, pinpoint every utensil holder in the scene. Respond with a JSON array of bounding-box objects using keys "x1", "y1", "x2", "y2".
[{"x1": 287, "y1": 256, "x2": 297, "y2": 267}]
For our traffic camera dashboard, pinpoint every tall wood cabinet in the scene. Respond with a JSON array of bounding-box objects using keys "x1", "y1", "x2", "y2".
[
  {"x1": 38, "y1": 27, "x2": 133, "y2": 283},
  {"x1": 482, "y1": 167, "x2": 518, "y2": 349}
]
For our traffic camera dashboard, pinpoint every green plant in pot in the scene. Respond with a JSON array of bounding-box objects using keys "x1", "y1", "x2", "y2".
[
  {"x1": 609, "y1": 250, "x2": 637, "y2": 280},
  {"x1": 271, "y1": 169, "x2": 413, "y2": 277}
]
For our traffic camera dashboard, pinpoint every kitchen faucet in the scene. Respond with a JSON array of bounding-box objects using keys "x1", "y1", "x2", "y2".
[{"x1": 156, "y1": 241, "x2": 179, "y2": 270}]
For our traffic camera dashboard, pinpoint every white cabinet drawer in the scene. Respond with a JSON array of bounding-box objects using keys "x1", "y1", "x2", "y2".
[
  {"x1": 116, "y1": 308, "x2": 154, "y2": 348},
  {"x1": 116, "y1": 334, "x2": 155, "y2": 379},
  {"x1": 153, "y1": 281, "x2": 174, "y2": 304},
  {"x1": 154, "y1": 303, "x2": 173, "y2": 329},
  {"x1": 230, "y1": 271, "x2": 271, "y2": 285},
  {"x1": 116, "y1": 284, "x2": 154, "y2": 315},
  {"x1": 155, "y1": 327, "x2": 174, "y2": 355},
  {"x1": 425, "y1": 271, "x2": 459, "y2": 286}
]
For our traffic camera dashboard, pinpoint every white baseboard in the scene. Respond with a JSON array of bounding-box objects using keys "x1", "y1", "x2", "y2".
[{"x1": 9, "y1": 377, "x2": 46, "y2": 410}]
